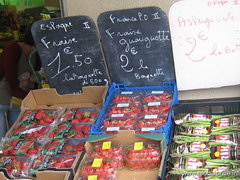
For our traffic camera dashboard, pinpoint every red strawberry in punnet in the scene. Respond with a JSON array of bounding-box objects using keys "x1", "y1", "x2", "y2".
[{"x1": 125, "y1": 143, "x2": 161, "y2": 170}]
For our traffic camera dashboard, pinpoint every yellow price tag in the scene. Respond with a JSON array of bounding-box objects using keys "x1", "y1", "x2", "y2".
[
  {"x1": 215, "y1": 152, "x2": 220, "y2": 157},
  {"x1": 92, "y1": 158, "x2": 103, "y2": 167},
  {"x1": 88, "y1": 175, "x2": 98, "y2": 180},
  {"x1": 134, "y1": 142, "x2": 143, "y2": 150},
  {"x1": 215, "y1": 120, "x2": 220, "y2": 124},
  {"x1": 102, "y1": 141, "x2": 111, "y2": 150},
  {"x1": 200, "y1": 143, "x2": 206, "y2": 149}
]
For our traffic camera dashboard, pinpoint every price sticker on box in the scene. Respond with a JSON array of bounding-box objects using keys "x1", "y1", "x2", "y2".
[
  {"x1": 102, "y1": 141, "x2": 112, "y2": 150},
  {"x1": 92, "y1": 158, "x2": 103, "y2": 167},
  {"x1": 88, "y1": 175, "x2": 98, "y2": 180},
  {"x1": 134, "y1": 142, "x2": 143, "y2": 150}
]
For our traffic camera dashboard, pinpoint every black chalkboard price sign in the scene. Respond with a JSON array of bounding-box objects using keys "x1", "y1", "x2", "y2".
[
  {"x1": 98, "y1": 7, "x2": 175, "y2": 86},
  {"x1": 31, "y1": 16, "x2": 109, "y2": 94}
]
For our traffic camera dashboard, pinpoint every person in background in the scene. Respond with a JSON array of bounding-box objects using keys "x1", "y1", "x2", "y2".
[{"x1": 0, "y1": 27, "x2": 41, "y2": 139}]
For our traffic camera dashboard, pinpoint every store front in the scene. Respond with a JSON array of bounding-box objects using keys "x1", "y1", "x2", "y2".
[{"x1": 0, "y1": 0, "x2": 61, "y2": 51}]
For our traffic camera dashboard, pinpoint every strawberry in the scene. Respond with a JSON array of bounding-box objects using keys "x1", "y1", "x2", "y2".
[
  {"x1": 35, "y1": 110, "x2": 45, "y2": 120},
  {"x1": 43, "y1": 115, "x2": 54, "y2": 124},
  {"x1": 52, "y1": 162, "x2": 65, "y2": 168},
  {"x1": 28, "y1": 148, "x2": 38, "y2": 155},
  {"x1": 70, "y1": 119, "x2": 80, "y2": 125},
  {"x1": 125, "y1": 143, "x2": 161, "y2": 170}
]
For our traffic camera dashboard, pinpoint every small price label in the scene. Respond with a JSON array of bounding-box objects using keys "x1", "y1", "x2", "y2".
[
  {"x1": 134, "y1": 142, "x2": 143, "y2": 150},
  {"x1": 148, "y1": 102, "x2": 161, "y2": 106},
  {"x1": 92, "y1": 158, "x2": 102, "y2": 167},
  {"x1": 117, "y1": 103, "x2": 129, "y2": 107},
  {"x1": 106, "y1": 127, "x2": 120, "y2": 131},
  {"x1": 141, "y1": 127, "x2": 155, "y2": 132},
  {"x1": 88, "y1": 175, "x2": 98, "y2": 180},
  {"x1": 121, "y1": 91, "x2": 133, "y2": 94},
  {"x1": 102, "y1": 141, "x2": 112, "y2": 150},
  {"x1": 145, "y1": 115, "x2": 158, "y2": 119},
  {"x1": 151, "y1": 91, "x2": 163, "y2": 94},
  {"x1": 111, "y1": 114, "x2": 124, "y2": 118}
]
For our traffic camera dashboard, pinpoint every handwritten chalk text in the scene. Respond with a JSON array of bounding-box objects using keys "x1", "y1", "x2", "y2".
[
  {"x1": 119, "y1": 30, "x2": 170, "y2": 52},
  {"x1": 63, "y1": 68, "x2": 103, "y2": 82},
  {"x1": 41, "y1": 36, "x2": 78, "y2": 49},
  {"x1": 134, "y1": 68, "x2": 164, "y2": 80},
  {"x1": 40, "y1": 21, "x2": 72, "y2": 32}
]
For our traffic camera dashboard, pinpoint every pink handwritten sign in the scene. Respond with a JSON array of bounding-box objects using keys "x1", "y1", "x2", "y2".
[{"x1": 169, "y1": 0, "x2": 240, "y2": 90}]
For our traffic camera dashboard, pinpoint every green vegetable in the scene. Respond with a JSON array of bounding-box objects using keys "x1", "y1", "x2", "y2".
[
  {"x1": 211, "y1": 114, "x2": 240, "y2": 121},
  {"x1": 211, "y1": 126, "x2": 240, "y2": 135},
  {"x1": 174, "y1": 135, "x2": 209, "y2": 144}
]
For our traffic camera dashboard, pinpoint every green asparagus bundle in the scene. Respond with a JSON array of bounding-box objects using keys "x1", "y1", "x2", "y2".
[
  {"x1": 169, "y1": 157, "x2": 240, "y2": 176},
  {"x1": 168, "y1": 174, "x2": 240, "y2": 180},
  {"x1": 173, "y1": 135, "x2": 210, "y2": 144},
  {"x1": 170, "y1": 142, "x2": 211, "y2": 159}
]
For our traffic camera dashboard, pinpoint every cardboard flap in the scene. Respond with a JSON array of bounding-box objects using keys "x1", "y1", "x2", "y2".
[
  {"x1": 36, "y1": 170, "x2": 71, "y2": 180},
  {"x1": 21, "y1": 86, "x2": 107, "y2": 109}
]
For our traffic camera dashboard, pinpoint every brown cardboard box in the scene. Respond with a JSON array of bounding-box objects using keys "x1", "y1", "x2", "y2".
[
  {"x1": 0, "y1": 171, "x2": 71, "y2": 180},
  {"x1": 21, "y1": 86, "x2": 107, "y2": 110},
  {"x1": 74, "y1": 131, "x2": 167, "y2": 180},
  {"x1": 0, "y1": 86, "x2": 107, "y2": 180}
]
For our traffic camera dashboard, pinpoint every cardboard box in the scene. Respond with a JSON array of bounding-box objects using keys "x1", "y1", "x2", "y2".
[
  {"x1": 21, "y1": 86, "x2": 107, "y2": 110},
  {"x1": 0, "y1": 86, "x2": 107, "y2": 180},
  {"x1": 0, "y1": 171, "x2": 71, "y2": 180},
  {"x1": 74, "y1": 131, "x2": 167, "y2": 180}
]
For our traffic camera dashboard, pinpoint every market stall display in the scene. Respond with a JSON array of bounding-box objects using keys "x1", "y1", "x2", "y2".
[{"x1": 164, "y1": 102, "x2": 240, "y2": 180}]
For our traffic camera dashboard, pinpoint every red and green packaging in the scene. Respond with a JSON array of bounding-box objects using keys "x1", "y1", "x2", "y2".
[
  {"x1": 210, "y1": 134, "x2": 240, "y2": 146},
  {"x1": 42, "y1": 139, "x2": 85, "y2": 155},
  {"x1": 211, "y1": 145, "x2": 240, "y2": 160},
  {"x1": 0, "y1": 139, "x2": 42, "y2": 156},
  {"x1": 60, "y1": 107, "x2": 99, "y2": 124},
  {"x1": 211, "y1": 114, "x2": 240, "y2": 127},
  {"x1": 175, "y1": 126, "x2": 211, "y2": 136},
  {"x1": 1, "y1": 156, "x2": 32, "y2": 178},
  {"x1": 9, "y1": 124, "x2": 52, "y2": 142},
  {"x1": 60, "y1": 108, "x2": 76, "y2": 121},
  {"x1": 19, "y1": 109, "x2": 59, "y2": 126},
  {"x1": 18, "y1": 109, "x2": 37, "y2": 124},
  {"x1": 170, "y1": 142, "x2": 210, "y2": 159},
  {"x1": 125, "y1": 142, "x2": 161, "y2": 171},
  {"x1": 49, "y1": 122, "x2": 91, "y2": 140},
  {"x1": 29, "y1": 155, "x2": 77, "y2": 175}
]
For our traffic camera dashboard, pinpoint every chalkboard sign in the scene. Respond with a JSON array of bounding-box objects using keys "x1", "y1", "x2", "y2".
[
  {"x1": 169, "y1": 0, "x2": 240, "y2": 90},
  {"x1": 31, "y1": 16, "x2": 109, "y2": 94},
  {"x1": 97, "y1": 7, "x2": 175, "y2": 86}
]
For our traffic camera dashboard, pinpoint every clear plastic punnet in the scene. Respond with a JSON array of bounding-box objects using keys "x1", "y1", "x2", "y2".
[
  {"x1": 0, "y1": 155, "x2": 33, "y2": 178},
  {"x1": 125, "y1": 142, "x2": 161, "y2": 171},
  {"x1": 60, "y1": 107, "x2": 99, "y2": 125},
  {"x1": 88, "y1": 141, "x2": 125, "y2": 169},
  {"x1": 0, "y1": 139, "x2": 43, "y2": 156},
  {"x1": 79, "y1": 159, "x2": 118, "y2": 179},
  {"x1": 136, "y1": 114, "x2": 168, "y2": 132},
  {"x1": 42, "y1": 138, "x2": 85, "y2": 155}
]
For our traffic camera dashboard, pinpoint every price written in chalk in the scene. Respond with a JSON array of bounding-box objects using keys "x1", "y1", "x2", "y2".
[
  {"x1": 32, "y1": 16, "x2": 109, "y2": 94},
  {"x1": 98, "y1": 7, "x2": 175, "y2": 86}
]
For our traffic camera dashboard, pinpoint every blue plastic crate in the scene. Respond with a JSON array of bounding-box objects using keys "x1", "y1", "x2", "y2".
[{"x1": 91, "y1": 81, "x2": 179, "y2": 144}]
